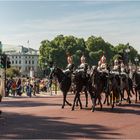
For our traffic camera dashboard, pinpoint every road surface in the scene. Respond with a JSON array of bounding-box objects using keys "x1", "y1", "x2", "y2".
[{"x1": 0, "y1": 93, "x2": 140, "y2": 139}]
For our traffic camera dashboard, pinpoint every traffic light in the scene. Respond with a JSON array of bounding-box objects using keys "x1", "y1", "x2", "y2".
[
  {"x1": 0, "y1": 54, "x2": 11, "y2": 69},
  {"x1": 7, "y1": 57, "x2": 11, "y2": 68},
  {"x1": 0, "y1": 54, "x2": 6, "y2": 68}
]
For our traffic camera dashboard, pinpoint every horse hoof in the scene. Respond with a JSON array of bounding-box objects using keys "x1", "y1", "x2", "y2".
[
  {"x1": 116, "y1": 102, "x2": 121, "y2": 106},
  {"x1": 107, "y1": 103, "x2": 110, "y2": 106},
  {"x1": 80, "y1": 107, "x2": 82, "y2": 109},
  {"x1": 129, "y1": 101, "x2": 131, "y2": 104},
  {"x1": 69, "y1": 103, "x2": 72, "y2": 106},
  {"x1": 91, "y1": 107, "x2": 95, "y2": 112},
  {"x1": 61, "y1": 106, "x2": 64, "y2": 109},
  {"x1": 111, "y1": 106, "x2": 114, "y2": 109},
  {"x1": 71, "y1": 108, "x2": 74, "y2": 111}
]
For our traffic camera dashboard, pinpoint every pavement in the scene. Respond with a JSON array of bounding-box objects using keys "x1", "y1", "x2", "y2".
[{"x1": 0, "y1": 92, "x2": 140, "y2": 139}]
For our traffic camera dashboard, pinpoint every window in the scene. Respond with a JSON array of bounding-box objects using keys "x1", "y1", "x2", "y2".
[
  {"x1": 15, "y1": 60, "x2": 17, "y2": 64},
  {"x1": 32, "y1": 61, "x2": 34, "y2": 64},
  {"x1": 12, "y1": 61, "x2": 14, "y2": 64},
  {"x1": 25, "y1": 60, "x2": 27, "y2": 64},
  {"x1": 29, "y1": 60, "x2": 30, "y2": 64},
  {"x1": 19, "y1": 60, "x2": 21, "y2": 64}
]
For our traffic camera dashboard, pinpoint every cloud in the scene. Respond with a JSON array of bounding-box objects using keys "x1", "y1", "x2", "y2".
[{"x1": 1, "y1": 1, "x2": 140, "y2": 52}]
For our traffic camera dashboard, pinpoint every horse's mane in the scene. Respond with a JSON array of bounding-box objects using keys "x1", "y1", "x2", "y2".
[{"x1": 56, "y1": 67, "x2": 63, "y2": 73}]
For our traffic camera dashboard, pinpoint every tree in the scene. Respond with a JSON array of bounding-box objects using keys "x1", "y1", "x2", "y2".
[
  {"x1": 39, "y1": 35, "x2": 140, "y2": 69},
  {"x1": 6, "y1": 67, "x2": 20, "y2": 78}
]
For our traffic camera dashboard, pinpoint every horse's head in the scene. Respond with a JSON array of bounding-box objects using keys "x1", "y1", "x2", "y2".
[
  {"x1": 49, "y1": 67, "x2": 58, "y2": 79},
  {"x1": 49, "y1": 67, "x2": 64, "y2": 80}
]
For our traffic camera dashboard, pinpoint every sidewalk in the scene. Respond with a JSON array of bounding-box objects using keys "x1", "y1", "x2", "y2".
[{"x1": 2, "y1": 90, "x2": 62, "y2": 100}]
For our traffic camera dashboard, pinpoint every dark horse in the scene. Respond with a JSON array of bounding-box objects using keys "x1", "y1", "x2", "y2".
[
  {"x1": 72, "y1": 70, "x2": 95, "y2": 111},
  {"x1": 49, "y1": 67, "x2": 72, "y2": 108},
  {"x1": 132, "y1": 71, "x2": 140, "y2": 102},
  {"x1": 90, "y1": 66, "x2": 108, "y2": 110}
]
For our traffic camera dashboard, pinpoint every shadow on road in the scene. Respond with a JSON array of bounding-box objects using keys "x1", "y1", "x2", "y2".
[
  {"x1": 0, "y1": 100, "x2": 62, "y2": 108},
  {"x1": 0, "y1": 112, "x2": 121, "y2": 139},
  {"x1": 94, "y1": 103, "x2": 140, "y2": 116}
]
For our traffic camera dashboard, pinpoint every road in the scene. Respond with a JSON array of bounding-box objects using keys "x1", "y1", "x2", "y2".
[{"x1": 0, "y1": 92, "x2": 140, "y2": 139}]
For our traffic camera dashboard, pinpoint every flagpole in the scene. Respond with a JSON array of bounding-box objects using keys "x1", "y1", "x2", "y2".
[{"x1": 27, "y1": 40, "x2": 29, "y2": 50}]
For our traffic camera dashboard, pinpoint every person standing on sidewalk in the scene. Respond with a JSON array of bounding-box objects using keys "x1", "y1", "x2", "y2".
[{"x1": 26, "y1": 80, "x2": 32, "y2": 97}]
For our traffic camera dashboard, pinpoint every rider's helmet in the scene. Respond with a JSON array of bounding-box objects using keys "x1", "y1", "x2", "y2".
[{"x1": 81, "y1": 55, "x2": 86, "y2": 63}]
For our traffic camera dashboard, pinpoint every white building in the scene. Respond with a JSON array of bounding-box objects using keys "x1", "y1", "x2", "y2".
[{"x1": 2, "y1": 44, "x2": 39, "y2": 77}]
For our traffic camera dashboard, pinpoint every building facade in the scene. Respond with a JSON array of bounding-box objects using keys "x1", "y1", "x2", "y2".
[{"x1": 2, "y1": 44, "x2": 39, "y2": 77}]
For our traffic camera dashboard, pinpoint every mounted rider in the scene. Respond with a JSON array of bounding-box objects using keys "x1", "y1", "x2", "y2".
[
  {"x1": 98, "y1": 52, "x2": 108, "y2": 72},
  {"x1": 113, "y1": 58, "x2": 120, "y2": 71},
  {"x1": 63, "y1": 55, "x2": 75, "y2": 77},
  {"x1": 76, "y1": 55, "x2": 89, "y2": 78},
  {"x1": 100, "y1": 53, "x2": 107, "y2": 70},
  {"x1": 120, "y1": 61, "x2": 126, "y2": 73}
]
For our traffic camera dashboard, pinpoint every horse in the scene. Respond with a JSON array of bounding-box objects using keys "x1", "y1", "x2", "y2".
[
  {"x1": 90, "y1": 66, "x2": 109, "y2": 110},
  {"x1": 71, "y1": 69, "x2": 95, "y2": 111},
  {"x1": 49, "y1": 67, "x2": 72, "y2": 108},
  {"x1": 132, "y1": 71, "x2": 140, "y2": 102},
  {"x1": 119, "y1": 72, "x2": 132, "y2": 104},
  {"x1": 108, "y1": 72, "x2": 122, "y2": 108}
]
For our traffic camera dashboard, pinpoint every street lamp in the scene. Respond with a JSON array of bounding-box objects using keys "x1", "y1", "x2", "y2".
[
  {"x1": 135, "y1": 57, "x2": 139, "y2": 71},
  {"x1": 125, "y1": 47, "x2": 130, "y2": 70}
]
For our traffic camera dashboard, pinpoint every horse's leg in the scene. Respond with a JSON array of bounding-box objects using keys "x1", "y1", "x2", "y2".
[
  {"x1": 135, "y1": 88, "x2": 137, "y2": 103},
  {"x1": 112, "y1": 92, "x2": 115, "y2": 109},
  {"x1": 131, "y1": 87, "x2": 135, "y2": 95},
  {"x1": 110, "y1": 91, "x2": 113, "y2": 107},
  {"x1": 139, "y1": 90, "x2": 140, "y2": 101},
  {"x1": 103, "y1": 94, "x2": 107, "y2": 104},
  {"x1": 65, "y1": 100, "x2": 72, "y2": 106},
  {"x1": 72, "y1": 91, "x2": 79, "y2": 111},
  {"x1": 126, "y1": 88, "x2": 131, "y2": 104},
  {"x1": 103, "y1": 86, "x2": 110, "y2": 105},
  {"x1": 88, "y1": 88, "x2": 96, "y2": 112},
  {"x1": 98, "y1": 95, "x2": 102, "y2": 110},
  {"x1": 85, "y1": 90, "x2": 88, "y2": 107},
  {"x1": 107, "y1": 86, "x2": 111, "y2": 106},
  {"x1": 62, "y1": 92, "x2": 66, "y2": 109},
  {"x1": 104, "y1": 93, "x2": 110, "y2": 106},
  {"x1": 76, "y1": 91, "x2": 80, "y2": 106},
  {"x1": 76, "y1": 98, "x2": 79, "y2": 106},
  {"x1": 65, "y1": 91, "x2": 72, "y2": 106},
  {"x1": 77, "y1": 94, "x2": 82, "y2": 109},
  {"x1": 91, "y1": 97, "x2": 96, "y2": 112}
]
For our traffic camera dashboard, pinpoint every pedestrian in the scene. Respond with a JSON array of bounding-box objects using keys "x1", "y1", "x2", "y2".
[
  {"x1": 11, "y1": 79, "x2": 16, "y2": 96},
  {"x1": 26, "y1": 81, "x2": 32, "y2": 97},
  {"x1": 16, "y1": 78, "x2": 22, "y2": 96}
]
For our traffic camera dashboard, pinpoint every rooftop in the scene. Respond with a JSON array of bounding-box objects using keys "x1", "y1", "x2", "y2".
[{"x1": 2, "y1": 44, "x2": 39, "y2": 55}]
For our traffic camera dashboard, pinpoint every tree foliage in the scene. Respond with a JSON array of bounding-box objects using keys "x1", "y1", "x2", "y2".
[
  {"x1": 39, "y1": 35, "x2": 139, "y2": 69},
  {"x1": 6, "y1": 67, "x2": 20, "y2": 78}
]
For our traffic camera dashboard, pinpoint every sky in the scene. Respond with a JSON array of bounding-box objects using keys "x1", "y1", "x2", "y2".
[{"x1": 0, "y1": 0, "x2": 140, "y2": 52}]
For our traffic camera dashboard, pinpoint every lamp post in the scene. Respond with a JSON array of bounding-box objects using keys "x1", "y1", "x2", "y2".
[
  {"x1": 135, "y1": 57, "x2": 139, "y2": 71},
  {"x1": 125, "y1": 47, "x2": 130, "y2": 71}
]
